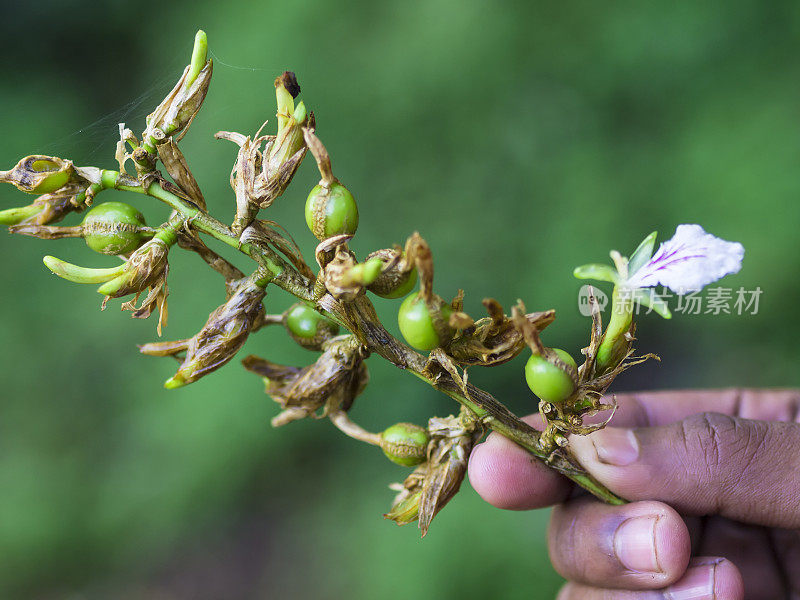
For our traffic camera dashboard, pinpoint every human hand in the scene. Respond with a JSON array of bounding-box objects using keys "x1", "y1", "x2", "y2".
[{"x1": 468, "y1": 389, "x2": 800, "y2": 599}]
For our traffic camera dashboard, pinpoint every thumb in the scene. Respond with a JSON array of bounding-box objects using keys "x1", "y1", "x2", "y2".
[{"x1": 569, "y1": 412, "x2": 800, "y2": 528}]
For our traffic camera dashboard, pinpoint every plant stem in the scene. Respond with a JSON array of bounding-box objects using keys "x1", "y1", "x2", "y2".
[
  {"x1": 94, "y1": 168, "x2": 625, "y2": 505},
  {"x1": 97, "y1": 170, "x2": 316, "y2": 301},
  {"x1": 319, "y1": 295, "x2": 626, "y2": 505}
]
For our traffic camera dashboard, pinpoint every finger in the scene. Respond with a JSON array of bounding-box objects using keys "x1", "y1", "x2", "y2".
[
  {"x1": 468, "y1": 388, "x2": 800, "y2": 511},
  {"x1": 569, "y1": 413, "x2": 800, "y2": 527},
  {"x1": 698, "y1": 518, "x2": 788, "y2": 600},
  {"x1": 548, "y1": 498, "x2": 689, "y2": 589},
  {"x1": 468, "y1": 414, "x2": 571, "y2": 510},
  {"x1": 557, "y1": 557, "x2": 744, "y2": 600},
  {"x1": 593, "y1": 388, "x2": 800, "y2": 429}
]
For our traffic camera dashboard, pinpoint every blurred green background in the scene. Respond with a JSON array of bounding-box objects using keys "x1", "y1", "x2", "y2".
[{"x1": 1, "y1": 1, "x2": 798, "y2": 598}]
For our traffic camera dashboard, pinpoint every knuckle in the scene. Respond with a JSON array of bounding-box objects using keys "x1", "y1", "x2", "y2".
[
  {"x1": 677, "y1": 412, "x2": 731, "y2": 471},
  {"x1": 677, "y1": 412, "x2": 769, "y2": 492}
]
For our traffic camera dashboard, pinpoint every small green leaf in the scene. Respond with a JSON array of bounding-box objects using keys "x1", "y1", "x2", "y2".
[
  {"x1": 633, "y1": 288, "x2": 672, "y2": 319},
  {"x1": 573, "y1": 264, "x2": 618, "y2": 283},
  {"x1": 627, "y1": 231, "x2": 657, "y2": 276}
]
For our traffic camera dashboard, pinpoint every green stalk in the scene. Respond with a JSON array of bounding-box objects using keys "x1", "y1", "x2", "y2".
[{"x1": 596, "y1": 285, "x2": 634, "y2": 373}]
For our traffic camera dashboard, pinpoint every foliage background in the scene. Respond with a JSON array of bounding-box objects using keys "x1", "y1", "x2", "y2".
[{"x1": 0, "y1": 1, "x2": 798, "y2": 598}]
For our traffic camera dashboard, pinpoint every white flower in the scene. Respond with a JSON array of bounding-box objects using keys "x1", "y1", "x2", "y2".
[
  {"x1": 574, "y1": 224, "x2": 745, "y2": 320},
  {"x1": 625, "y1": 224, "x2": 744, "y2": 294}
]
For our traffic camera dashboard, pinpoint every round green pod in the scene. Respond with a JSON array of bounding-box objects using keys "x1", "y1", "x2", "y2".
[
  {"x1": 524, "y1": 348, "x2": 577, "y2": 404},
  {"x1": 397, "y1": 292, "x2": 454, "y2": 351},
  {"x1": 285, "y1": 303, "x2": 340, "y2": 350},
  {"x1": 28, "y1": 158, "x2": 71, "y2": 193},
  {"x1": 81, "y1": 202, "x2": 149, "y2": 255},
  {"x1": 304, "y1": 182, "x2": 359, "y2": 240},
  {"x1": 380, "y1": 423, "x2": 430, "y2": 467}
]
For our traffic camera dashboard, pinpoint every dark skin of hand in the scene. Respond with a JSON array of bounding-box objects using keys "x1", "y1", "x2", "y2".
[{"x1": 468, "y1": 389, "x2": 800, "y2": 600}]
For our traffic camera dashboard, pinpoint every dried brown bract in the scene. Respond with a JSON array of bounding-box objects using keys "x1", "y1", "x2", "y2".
[
  {"x1": 385, "y1": 410, "x2": 482, "y2": 536},
  {"x1": 447, "y1": 299, "x2": 556, "y2": 367},
  {"x1": 140, "y1": 275, "x2": 267, "y2": 388},
  {"x1": 242, "y1": 334, "x2": 369, "y2": 427}
]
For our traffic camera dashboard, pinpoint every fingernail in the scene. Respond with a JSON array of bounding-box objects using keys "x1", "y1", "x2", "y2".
[
  {"x1": 665, "y1": 564, "x2": 716, "y2": 600},
  {"x1": 613, "y1": 515, "x2": 661, "y2": 573},
  {"x1": 591, "y1": 428, "x2": 639, "y2": 466}
]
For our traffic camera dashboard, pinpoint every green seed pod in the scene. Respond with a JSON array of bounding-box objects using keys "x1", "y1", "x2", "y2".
[
  {"x1": 304, "y1": 182, "x2": 358, "y2": 241},
  {"x1": 524, "y1": 348, "x2": 577, "y2": 404},
  {"x1": 397, "y1": 292, "x2": 455, "y2": 351},
  {"x1": 284, "y1": 303, "x2": 340, "y2": 350},
  {"x1": 81, "y1": 202, "x2": 149, "y2": 255},
  {"x1": 0, "y1": 155, "x2": 74, "y2": 194},
  {"x1": 380, "y1": 423, "x2": 430, "y2": 467},
  {"x1": 365, "y1": 248, "x2": 418, "y2": 299}
]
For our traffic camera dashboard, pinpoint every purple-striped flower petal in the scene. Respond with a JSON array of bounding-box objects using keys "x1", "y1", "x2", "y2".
[{"x1": 625, "y1": 224, "x2": 744, "y2": 293}]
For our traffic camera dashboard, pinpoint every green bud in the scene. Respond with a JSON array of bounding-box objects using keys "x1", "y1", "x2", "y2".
[
  {"x1": 43, "y1": 256, "x2": 125, "y2": 284},
  {"x1": 81, "y1": 202, "x2": 150, "y2": 255},
  {"x1": 0, "y1": 204, "x2": 44, "y2": 226},
  {"x1": 275, "y1": 71, "x2": 300, "y2": 131},
  {"x1": 284, "y1": 303, "x2": 340, "y2": 351},
  {"x1": 380, "y1": 423, "x2": 430, "y2": 467},
  {"x1": 267, "y1": 72, "x2": 308, "y2": 175},
  {"x1": 145, "y1": 33, "x2": 213, "y2": 141},
  {"x1": 292, "y1": 100, "x2": 307, "y2": 124},
  {"x1": 348, "y1": 257, "x2": 383, "y2": 286},
  {"x1": 186, "y1": 30, "x2": 208, "y2": 86},
  {"x1": 384, "y1": 490, "x2": 422, "y2": 526},
  {"x1": 305, "y1": 182, "x2": 359, "y2": 241}
]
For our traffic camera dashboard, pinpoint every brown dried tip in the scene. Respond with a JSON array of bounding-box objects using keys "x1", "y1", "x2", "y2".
[
  {"x1": 405, "y1": 232, "x2": 433, "y2": 302},
  {"x1": 511, "y1": 300, "x2": 545, "y2": 355},
  {"x1": 276, "y1": 71, "x2": 301, "y2": 98}
]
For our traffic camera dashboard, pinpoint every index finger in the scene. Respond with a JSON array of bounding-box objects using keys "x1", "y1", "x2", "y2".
[{"x1": 467, "y1": 388, "x2": 800, "y2": 510}]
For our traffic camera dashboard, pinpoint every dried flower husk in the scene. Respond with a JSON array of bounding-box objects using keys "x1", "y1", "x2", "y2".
[
  {"x1": 385, "y1": 413, "x2": 482, "y2": 536},
  {"x1": 242, "y1": 334, "x2": 369, "y2": 427},
  {"x1": 1, "y1": 161, "x2": 104, "y2": 228},
  {"x1": 215, "y1": 73, "x2": 309, "y2": 235},
  {"x1": 447, "y1": 300, "x2": 556, "y2": 367},
  {"x1": 0, "y1": 190, "x2": 87, "y2": 227},
  {"x1": 240, "y1": 220, "x2": 315, "y2": 280},
  {"x1": 156, "y1": 138, "x2": 207, "y2": 210},
  {"x1": 264, "y1": 72, "x2": 308, "y2": 193},
  {"x1": 145, "y1": 60, "x2": 212, "y2": 140},
  {"x1": 323, "y1": 246, "x2": 369, "y2": 301},
  {"x1": 140, "y1": 276, "x2": 267, "y2": 388},
  {"x1": 99, "y1": 233, "x2": 174, "y2": 333}
]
